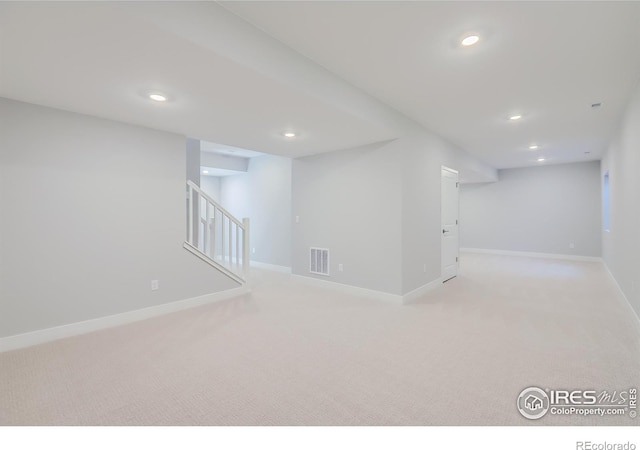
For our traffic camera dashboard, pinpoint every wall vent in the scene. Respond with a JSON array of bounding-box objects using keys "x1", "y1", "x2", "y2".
[{"x1": 309, "y1": 247, "x2": 330, "y2": 276}]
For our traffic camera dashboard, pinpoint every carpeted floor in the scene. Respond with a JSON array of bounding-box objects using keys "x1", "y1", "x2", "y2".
[{"x1": 1, "y1": 253, "x2": 638, "y2": 425}]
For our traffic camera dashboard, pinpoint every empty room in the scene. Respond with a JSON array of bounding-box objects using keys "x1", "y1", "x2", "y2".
[{"x1": 1, "y1": 1, "x2": 639, "y2": 444}]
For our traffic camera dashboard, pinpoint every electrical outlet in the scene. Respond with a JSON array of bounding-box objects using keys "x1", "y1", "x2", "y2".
[
  {"x1": 295, "y1": 215, "x2": 300, "y2": 223},
  {"x1": 151, "y1": 280, "x2": 159, "y2": 291},
  {"x1": 569, "y1": 243, "x2": 575, "y2": 249},
  {"x1": 338, "y1": 263, "x2": 343, "y2": 272}
]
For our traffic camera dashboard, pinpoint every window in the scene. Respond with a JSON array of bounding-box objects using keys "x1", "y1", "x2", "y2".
[{"x1": 603, "y1": 171, "x2": 611, "y2": 232}]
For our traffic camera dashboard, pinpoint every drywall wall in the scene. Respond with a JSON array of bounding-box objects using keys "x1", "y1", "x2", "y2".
[
  {"x1": 292, "y1": 140, "x2": 403, "y2": 295},
  {"x1": 400, "y1": 130, "x2": 470, "y2": 294},
  {"x1": 201, "y1": 176, "x2": 221, "y2": 203},
  {"x1": 186, "y1": 138, "x2": 201, "y2": 243},
  {"x1": 221, "y1": 154, "x2": 292, "y2": 268},
  {"x1": 459, "y1": 161, "x2": 602, "y2": 257},
  {"x1": 291, "y1": 127, "x2": 496, "y2": 296},
  {"x1": 601, "y1": 81, "x2": 640, "y2": 318},
  {"x1": 186, "y1": 138, "x2": 201, "y2": 185},
  {"x1": 0, "y1": 98, "x2": 238, "y2": 338},
  {"x1": 399, "y1": 126, "x2": 500, "y2": 295}
]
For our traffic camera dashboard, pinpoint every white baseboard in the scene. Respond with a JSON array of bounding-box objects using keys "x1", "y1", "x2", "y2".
[
  {"x1": 0, "y1": 286, "x2": 249, "y2": 353},
  {"x1": 460, "y1": 248, "x2": 602, "y2": 263},
  {"x1": 290, "y1": 274, "x2": 446, "y2": 305},
  {"x1": 602, "y1": 262, "x2": 640, "y2": 330},
  {"x1": 402, "y1": 277, "x2": 443, "y2": 304},
  {"x1": 250, "y1": 260, "x2": 292, "y2": 274},
  {"x1": 291, "y1": 274, "x2": 404, "y2": 304}
]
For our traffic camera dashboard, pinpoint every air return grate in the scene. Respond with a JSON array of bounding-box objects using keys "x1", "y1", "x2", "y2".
[{"x1": 309, "y1": 247, "x2": 330, "y2": 276}]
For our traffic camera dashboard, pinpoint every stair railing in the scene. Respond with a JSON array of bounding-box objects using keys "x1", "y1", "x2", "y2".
[{"x1": 184, "y1": 180, "x2": 249, "y2": 284}]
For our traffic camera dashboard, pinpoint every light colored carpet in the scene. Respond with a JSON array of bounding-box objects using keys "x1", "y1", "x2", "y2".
[{"x1": 1, "y1": 254, "x2": 639, "y2": 425}]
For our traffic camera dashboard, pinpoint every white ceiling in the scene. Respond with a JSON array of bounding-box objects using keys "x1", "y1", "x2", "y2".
[
  {"x1": 0, "y1": 2, "x2": 396, "y2": 159},
  {"x1": 2, "y1": 2, "x2": 639, "y2": 169},
  {"x1": 224, "y1": 1, "x2": 640, "y2": 169}
]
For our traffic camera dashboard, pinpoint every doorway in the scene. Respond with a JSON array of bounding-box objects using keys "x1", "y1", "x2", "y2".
[{"x1": 441, "y1": 166, "x2": 459, "y2": 282}]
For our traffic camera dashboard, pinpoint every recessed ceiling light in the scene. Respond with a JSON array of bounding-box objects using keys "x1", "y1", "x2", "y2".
[
  {"x1": 461, "y1": 35, "x2": 480, "y2": 47},
  {"x1": 283, "y1": 132, "x2": 296, "y2": 138},
  {"x1": 202, "y1": 170, "x2": 209, "y2": 174},
  {"x1": 509, "y1": 115, "x2": 522, "y2": 121},
  {"x1": 529, "y1": 145, "x2": 538, "y2": 150},
  {"x1": 148, "y1": 93, "x2": 168, "y2": 102},
  {"x1": 537, "y1": 158, "x2": 545, "y2": 162}
]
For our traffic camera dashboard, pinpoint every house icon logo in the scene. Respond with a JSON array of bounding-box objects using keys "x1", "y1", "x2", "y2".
[
  {"x1": 517, "y1": 387, "x2": 550, "y2": 419},
  {"x1": 525, "y1": 395, "x2": 543, "y2": 410}
]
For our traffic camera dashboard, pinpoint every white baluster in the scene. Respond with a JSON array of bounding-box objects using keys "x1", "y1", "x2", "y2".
[
  {"x1": 243, "y1": 218, "x2": 250, "y2": 278},
  {"x1": 221, "y1": 213, "x2": 225, "y2": 264},
  {"x1": 236, "y1": 223, "x2": 240, "y2": 271},
  {"x1": 212, "y1": 206, "x2": 217, "y2": 260},
  {"x1": 205, "y1": 202, "x2": 211, "y2": 257},
  {"x1": 228, "y1": 215, "x2": 232, "y2": 269},
  {"x1": 188, "y1": 184, "x2": 193, "y2": 245}
]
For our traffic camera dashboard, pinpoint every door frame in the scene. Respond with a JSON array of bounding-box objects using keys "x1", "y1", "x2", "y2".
[{"x1": 441, "y1": 165, "x2": 459, "y2": 282}]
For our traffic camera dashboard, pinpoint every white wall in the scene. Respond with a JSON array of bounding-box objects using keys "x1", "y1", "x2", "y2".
[
  {"x1": 601, "y1": 81, "x2": 640, "y2": 318},
  {"x1": 292, "y1": 140, "x2": 403, "y2": 294},
  {"x1": 459, "y1": 161, "x2": 602, "y2": 257},
  {"x1": 200, "y1": 176, "x2": 221, "y2": 203},
  {"x1": 221, "y1": 154, "x2": 292, "y2": 268},
  {"x1": 0, "y1": 98, "x2": 238, "y2": 338},
  {"x1": 186, "y1": 138, "x2": 201, "y2": 242},
  {"x1": 291, "y1": 123, "x2": 497, "y2": 296},
  {"x1": 400, "y1": 129, "x2": 490, "y2": 294},
  {"x1": 186, "y1": 138, "x2": 201, "y2": 185}
]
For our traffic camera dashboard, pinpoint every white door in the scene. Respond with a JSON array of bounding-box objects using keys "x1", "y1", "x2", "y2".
[{"x1": 441, "y1": 166, "x2": 459, "y2": 282}]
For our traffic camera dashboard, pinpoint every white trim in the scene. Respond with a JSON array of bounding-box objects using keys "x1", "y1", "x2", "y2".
[
  {"x1": 602, "y1": 263, "x2": 640, "y2": 330},
  {"x1": 441, "y1": 165, "x2": 459, "y2": 174},
  {"x1": 402, "y1": 277, "x2": 443, "y2": 304},
  {"x1": 460, "y1": 248, "x2": 602, "y2": 263},
  {"x1": 290, "y1": 274, "x2": 444, "y2": 305},
  {"x1": 0, "y1": 286, "x2": 249, "y2": 353},
  {"x1": 291, "y1": 274, "x2": 403, "y2": 304},
  {"x1": 250, "y1": 260, "x2": 292, "y2": 274},
  {"x1": 183, "y1": 241, "x2": 244, "y2": 284}
]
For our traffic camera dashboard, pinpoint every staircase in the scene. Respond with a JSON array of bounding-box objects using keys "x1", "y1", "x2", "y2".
[{"x1": 183, "y1": 180, "x2": 250, "y2": 284}]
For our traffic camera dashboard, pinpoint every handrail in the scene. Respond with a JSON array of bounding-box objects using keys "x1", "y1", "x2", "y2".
[
  {"x1": 185, "y1": 180, "x2": 250, "y2": 284},
  {"x1": 186, "y1": 180, "x2": 243, "y2": 227}
]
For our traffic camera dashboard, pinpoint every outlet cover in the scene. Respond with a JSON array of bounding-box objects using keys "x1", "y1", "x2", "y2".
[{"x1": 151, "y1": 280, "x2": 159, "y2": 291}]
